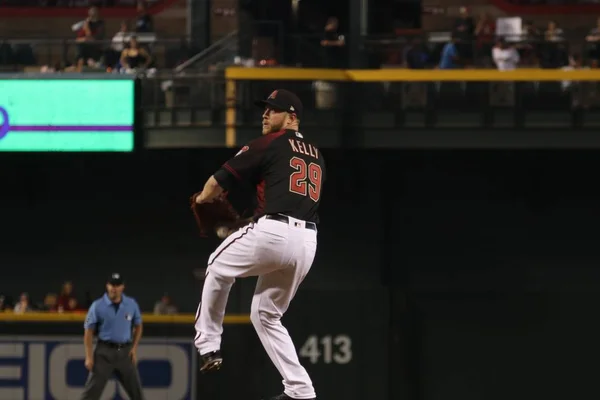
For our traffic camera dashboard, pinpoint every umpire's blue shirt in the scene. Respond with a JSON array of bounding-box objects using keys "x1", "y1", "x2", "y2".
[{"x1": 84, "y1": 294, "x2": 142, "y2": 344}]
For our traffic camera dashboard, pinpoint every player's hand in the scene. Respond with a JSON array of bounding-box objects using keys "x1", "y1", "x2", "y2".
[
  {"x1": 129, "y1": 348, "x2": 138, "y2": 364},
  {"x1": 84, "y1": 357, "x2": 94, "y2": 371},
  {"x1": 196, "y1": 193, "x2": 216, "y2": 204}
]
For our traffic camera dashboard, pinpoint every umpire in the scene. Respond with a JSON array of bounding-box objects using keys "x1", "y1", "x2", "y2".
[{"x1": 81, "y1": 273, "x2": 144, "y2": 400}]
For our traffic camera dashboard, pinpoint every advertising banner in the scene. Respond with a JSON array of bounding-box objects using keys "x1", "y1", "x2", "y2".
[
  {"x1": 0, "y1": 77, "x2": 135, "y2": 152},
  {"x1": 0, "y1": 335, "x2": 196, "y2": 400}
]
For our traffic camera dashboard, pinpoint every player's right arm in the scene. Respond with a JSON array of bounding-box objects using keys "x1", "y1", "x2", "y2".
[
  {"x1": 194, "y1": 138, "x2": 268, "y2": 206},
  {"x1": 83, "y1": 302, "x2": 98, "y2": 370},
  {"x1": 195, "y1": 175, "x2": 224, "y2": 204},
  {"x1": 213, "y1": 139, "x2": 268, "y2": 191}
]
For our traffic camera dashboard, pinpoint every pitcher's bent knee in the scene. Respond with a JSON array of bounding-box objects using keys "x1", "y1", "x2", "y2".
[
  {"x1": 206, "y1": 267, "x2": 236, "y2": 285},
  {"x1": 250, "y1": 300, "x2": 281, "y2": 328}
]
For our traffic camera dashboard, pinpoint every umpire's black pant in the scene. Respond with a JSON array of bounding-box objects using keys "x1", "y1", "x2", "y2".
[{"x1": 80, "y1": 341, "x2": 143, "y2": 400}]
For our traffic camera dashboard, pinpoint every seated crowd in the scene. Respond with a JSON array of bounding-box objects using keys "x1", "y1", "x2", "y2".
[
  {"x1": 0, "y1": 281, "x2": 179, "y2": 315},
  {"x1": 0, "y1": 1, "x2": 192, "y2": 73},
  {"x1": 58, "y1": 2, "x2": 157, "y2": 73},
  {"x1": 2, "y1": 1, "x2": 600, "y2": 72},
  {"x1": 395, "y1": 8, "x2": 600, "y2": 71}
]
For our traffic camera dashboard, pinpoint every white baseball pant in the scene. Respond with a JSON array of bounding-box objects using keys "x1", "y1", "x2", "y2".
[{"x1": 194, "y1": 215, "x2": 317, "y2": 399}]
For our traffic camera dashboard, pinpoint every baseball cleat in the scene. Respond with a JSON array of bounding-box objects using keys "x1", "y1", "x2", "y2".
[
  {"x1": 264, "y1": 394, "x2": 315, "y2": 400},
  {"x1": 199, "y1": 350, "x2": 223, "y2": 373}
]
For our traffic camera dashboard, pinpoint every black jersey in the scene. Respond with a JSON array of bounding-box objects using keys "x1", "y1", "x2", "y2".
[{"x1": 213, "y1": 129, "x2": 326, "y2": 224}]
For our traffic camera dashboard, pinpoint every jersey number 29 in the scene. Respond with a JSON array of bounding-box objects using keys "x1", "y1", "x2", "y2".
[{"x1": 289, "y1": 156, "x2": 322, "y2": 202}]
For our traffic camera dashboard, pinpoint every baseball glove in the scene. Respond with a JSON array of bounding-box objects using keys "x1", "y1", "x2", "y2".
[{"x1": 190, "y1": 192, "x2": 252, "y2": 239}]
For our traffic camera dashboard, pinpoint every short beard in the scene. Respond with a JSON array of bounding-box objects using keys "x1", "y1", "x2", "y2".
[{"x1": 267, "y1": 122, "x2": 283, "y2": 134}]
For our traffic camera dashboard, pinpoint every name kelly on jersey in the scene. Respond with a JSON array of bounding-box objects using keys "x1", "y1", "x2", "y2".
[{"x1": 289, "y1": 139, "x2": 319, "y2": 159}]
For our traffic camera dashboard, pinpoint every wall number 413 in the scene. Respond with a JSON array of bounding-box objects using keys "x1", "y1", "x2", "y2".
[{"x1": 299, "y1": 335, "x2": 352, "y2": 365}]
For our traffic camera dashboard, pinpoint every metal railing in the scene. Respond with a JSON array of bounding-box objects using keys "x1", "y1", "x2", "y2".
[
  {"x1": 216, "y1": 29, "x2": 596, "y2": 69},
  {"x1": 174, "y1": 30, "x2": 238, "y2": 73},
  {"x1": 138, "y1": 73, "x2": 226, "y2": 128},
  {"x1": 139, "y1": 72, "x2": 224, "y2": 105},
  {"x1": 0, "y1": 0, "x2": 159, "y2": 6},
  {"x1": 361, "y1": 35, "x2": 596, "y2": 69},
  {"x1": 2, "y1": 31, "x2": 599, "y2": 72},
  {"x1": 136, "y1": 73, "x2": 600, "y2": 131},
  {"x1": 0, "y1": 37, "x2": 194, "y2": 71}
]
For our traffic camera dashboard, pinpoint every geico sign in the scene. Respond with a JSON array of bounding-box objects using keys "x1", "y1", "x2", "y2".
[{"x1": 0, "y1": 336, "x2": 196, "y2": 400}]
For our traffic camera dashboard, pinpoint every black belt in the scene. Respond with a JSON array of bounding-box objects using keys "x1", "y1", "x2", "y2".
[
  {"x1": 264, "y1": 214, "x2": 317, "y2": 231},
  {"x1": 98, "y1": 340, "x2": 131, "y2": 349}
]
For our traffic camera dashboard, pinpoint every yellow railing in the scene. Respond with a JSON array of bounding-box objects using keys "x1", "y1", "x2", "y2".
[
  {"x1": 0, "y1": 312, "x2": 251, "y2": 324},
  {"x1": 225, "y1": 67, "x2": 600, "y2": 82}
]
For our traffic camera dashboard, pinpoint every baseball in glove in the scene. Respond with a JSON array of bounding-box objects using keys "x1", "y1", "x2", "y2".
[{"x1": 190, "y1": 191, "x2": 252, "y2": 239}]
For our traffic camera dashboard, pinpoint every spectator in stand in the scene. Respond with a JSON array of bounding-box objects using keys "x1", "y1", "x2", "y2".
[
  {"x1": 119, "y1": 36, "x2": 152, "y2": 72},
  {"x1": 135, "y1": 1, "x2": 154, "y2": 33},
  {"x1": 75, "y1": 6, "x2": 106, "y2": 63},
  {"x1": 107, "y1": 21, "x2": 131, "y2": 68},
  {"x1": 452, "y1": 6, "x2": 475, "y2": 66},
  {"x1": 475, "y1": 12, "x2": 496, "y2": 67},
  {"x1": 14, "y1": 293, "x2": 32, "y2": 314},
  {"x1": 439, "y1": 36, "x2": 461, "y2": 69},
  {"x1": 544, "y1": 20, "x2": 564, "y2": 42},
  {"x1": 517, "y1": 20, "x2": 541, "y2": 66},
  {"x1": 492, "y1": 38, "x2": 520, "y2": 70},
  {"x1": 68, "y1": 298, "x2": 86, "y2": 313},
  {"x1": 403, "y1": 37, "x2": 430, "y2": 69},
  {"x1": 320, "y1": 17, "x2": 346, "y2": 68},
  {"x1": 585, "y1": 17, "x2": 600, "y2": 63},
  {"x1": 112, "y1": 21, "x2": 131, "y2": 52},
  {"x1": 540, "y1": 20, "x2": 568, "y2": 68},
  {"x1": 41, "y1": 293, "x2": 58, "y2": 312},
  {"x1": 76, "y1": 7, "x2": 105, "y2": 41},
  {"x1": 57, "y1": 281, "x2": 76, "y2": 311},
  {"x1": 153, "y1": 294, "x2": 178, "y2": 315}
]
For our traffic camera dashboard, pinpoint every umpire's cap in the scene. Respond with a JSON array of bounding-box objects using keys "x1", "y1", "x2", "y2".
[
  {"x1": 108, "y1": 273, "x2": 124, "y2": 286},
  {"x1": 255, "y1": 89, "x2": 303, "y2": 119}
]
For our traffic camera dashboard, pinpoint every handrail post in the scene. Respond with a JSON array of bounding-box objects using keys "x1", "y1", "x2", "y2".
[
  {"x1": 225, "y1": 78, "x2": 237, "y2": 147},
  {"x1": 62, "y1": 39, "x2": 68, "y2": 66}
]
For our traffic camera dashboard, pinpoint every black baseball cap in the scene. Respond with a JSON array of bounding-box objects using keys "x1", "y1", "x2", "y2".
[
  {"x1": 254, "y1": 89, "x2": 303, "y2": 119},
  {"x1": 108, "y1": 273, "x2": 124, "y2": 286}
]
